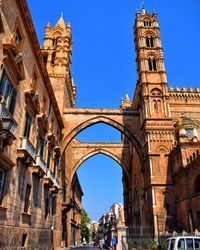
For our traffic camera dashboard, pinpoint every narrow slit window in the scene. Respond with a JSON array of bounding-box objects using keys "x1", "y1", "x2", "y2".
[
  {"x1": 24, "y1": 184, "x2": 31, "y2": 213},
  {"x1": 153, "y1": 58, "x2": 157, "y2": 71},
  {"x1": 0, "y1": 168, "x2": 5, "y2": 201},
  {"x1": 21, "y1": 234, "x2": 27, "y2": 247},
  {"x1": 23, "y1": 111, "x2": 32, "y2": 138},
  {"x1": 150, "y1": 36, "x2": 154, "y2": 47},
  {"x1": 148, "y1": 58, "x2": 153, "y2": 71},
  {"x1": 51, "y1": 52, "x2": 56, "y2": 65},
  {"x1": 146, "y1": 37, "x2": 150, "y2": 47}
]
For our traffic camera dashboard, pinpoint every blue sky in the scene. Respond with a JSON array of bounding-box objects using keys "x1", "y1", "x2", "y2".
[{"x1": 27, "y1": 0, "x2": 200, "y2": 220}]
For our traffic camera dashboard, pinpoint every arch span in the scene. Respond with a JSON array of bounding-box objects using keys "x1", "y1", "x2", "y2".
[
  {"x1": 70, "y1": 148, "x2": 130, "y2": 183},
  {"x1": 62, "y1": 113, "x2": 142, "y2": 160}
]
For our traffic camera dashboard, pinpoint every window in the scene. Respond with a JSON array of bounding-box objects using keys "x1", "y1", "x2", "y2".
[
  {"x1": 0, "y1": 70, "x2": 17, "y2": 114},
  {"x1": 170, "y1": 239, "x2": 175, "y2": 250},
  {"x1": 194, "y1": 175, "x2": 200, "y2": 194},
  {"x1": 15, "y1": 28, "x2": 22, "y2": 46},
  {"x1": 47, "y1": 148, "x2": 52, "y2": 169},
  {"x1": 23, "y1": 111, "x2": 31, "y2": 138},
  {"x1": 186, "y1": 238, "x2": 193, "y2": 250},
  {"x1": 36, "y1": 134, "x2": 45, "y2": 158},
  {"x1": 51, "y1": 195, "x2": 56, "y2": 215},
  {"x1": 43, "y1": 55, "x2": 48, "y2": 65},
  {"x1": 177, "y1": 238, "x2": 185, "y2": 250},
  {"x1": 194, "y1": 238, "x2": 200, "y2": 249},
  {"x1": 53, "y1": 158, "x2": 57, "y2": 176},
  {"x1": 162, "y1": 239, "x2": 170, "y2": 250},
  {"x1": 146, "y1": 36, "x2": 154, "y2": 48},
  {"x1": 144, "y1": 20, "x2": 151, "y2": 27},
  {"x1": 186, "y1": 129, "x2": 194, "y2": 138},
  {"x1": 148, "y1": 58, "x2": 157, "y2": 71},
  {"x1": 21, "y1": 234, "x2": 27, "y2": 247},
  {"x1": 0, "y1": 14, "x2": 4, "y2": 33},
  {"x1": 52, "y1": 38, "x2": 58, "y2": 46},
  {"x1": 51, "y1": 52, "x2": 56, "y2": 65},
  {"x1": 44, "y1": 186, "x2": 49, "y2": 219},
  {"x1": 0, "y1": 168, "x2": 5, "y2": 201},
  {"x1": 24, "y1": 184, "x2": 31, "y2": 213}
]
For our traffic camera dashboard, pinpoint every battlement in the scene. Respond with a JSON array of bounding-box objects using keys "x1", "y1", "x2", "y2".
[{"x1": 169, "y1": 86, "x2": 200, "y2": 102}]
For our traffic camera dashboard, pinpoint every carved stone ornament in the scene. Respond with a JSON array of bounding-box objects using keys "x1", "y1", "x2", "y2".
[
  {"x1": 3, "y1": 39, "x2": 25, "y2": 82},
  {"x1": 25, "y1": 89, "x2": 40, "y2": 115},
  {"x1": 37, "y1": 113, "x2": 49, "y2": 133}
]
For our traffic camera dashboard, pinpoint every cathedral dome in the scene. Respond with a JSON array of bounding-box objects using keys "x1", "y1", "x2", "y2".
[{"x1": 176, "y1": 116, "x2": 195, "y2": 128}]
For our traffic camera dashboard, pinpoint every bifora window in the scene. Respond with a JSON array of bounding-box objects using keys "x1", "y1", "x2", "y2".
[
  {"x1": 144, "y1": 20, "x2": 151, "y2": 27},
  {"x1": 0, "y1": 70, "x2": 17, "y2": 114},
  {"x1": 146, "y1": 36, "x2": 154, "y2": 48},
  {"x1": 0, "y1": 168, "x2": 5, "y2": 200},
  {"x1": 148, "y1": 58, "x2": 157, "y2": 71}
]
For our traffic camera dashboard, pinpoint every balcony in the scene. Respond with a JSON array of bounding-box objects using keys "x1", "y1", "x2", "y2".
[
  {"x1": 17, "y1": 137, "x2": 36, "y2": 165},
  {"x1": 0, "y1": 100, "x2": 18, "y2": 149},
  {"x1": 44, "y1": 169, "x2": 54, "y2": 186},
  {"x1": 32, "y1": 155, "x2": 47, "y2": 177}
]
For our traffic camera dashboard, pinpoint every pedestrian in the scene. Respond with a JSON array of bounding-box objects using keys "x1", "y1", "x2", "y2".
[
  {"x1": 99, "y1": 238, "x2": 105, "y2": 250},
  {"x1": 111, "y1": 236, "x2": 117, "y2": 250}
]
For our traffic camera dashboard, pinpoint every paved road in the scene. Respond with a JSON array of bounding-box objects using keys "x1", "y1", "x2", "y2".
[{"x1": 70, "y1": 246, "x2": 100, "y2": 250}]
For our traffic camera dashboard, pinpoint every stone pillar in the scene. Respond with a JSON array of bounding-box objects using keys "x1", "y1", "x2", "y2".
[{"x1": 116, "y1": 225, "x2": 127, "y2": 250}]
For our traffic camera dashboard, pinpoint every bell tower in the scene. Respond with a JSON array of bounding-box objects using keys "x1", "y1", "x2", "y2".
[
  {"x1": 42, "y1": 15, "x2": 76, "y2": 112},
  {"x1": 133, "y1": 6, "x2": 175, "y2": 235}
]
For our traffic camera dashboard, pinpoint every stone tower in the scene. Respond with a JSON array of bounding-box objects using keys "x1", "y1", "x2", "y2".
[
  {"x1": 133, "y1": 6, "x2": 175, "y2": 234},
  {"x1": 42, "y1": 15, "x2": 76, "y2": 112}
]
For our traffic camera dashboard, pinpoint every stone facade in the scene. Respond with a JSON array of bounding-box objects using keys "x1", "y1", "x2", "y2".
[
  {"x1": 0, "y1": 0, "x2": 81, "y2": 249},
  {"x1": 0, "y1": 1, "x2": 200, "y2": 249}
]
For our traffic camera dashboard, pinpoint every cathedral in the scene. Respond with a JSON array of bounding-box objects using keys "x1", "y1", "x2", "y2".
[{"x1": 0, "y1": 0, "x2": 200, "y2": 249}]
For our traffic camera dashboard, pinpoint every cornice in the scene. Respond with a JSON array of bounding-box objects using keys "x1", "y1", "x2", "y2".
[{"x1": 17, "y1": 0, "x2": 64, "y2": 128}]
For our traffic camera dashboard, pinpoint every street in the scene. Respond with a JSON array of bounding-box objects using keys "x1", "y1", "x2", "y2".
[{"x1": 70, "y1": 246, "x2": 100, "y2": 250}]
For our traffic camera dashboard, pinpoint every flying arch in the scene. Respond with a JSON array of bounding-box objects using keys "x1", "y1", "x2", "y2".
[
  {"x1": 61, "y1": 115, "x2": 142, "y2": 160},
  {"x1": 70, "y1": 148, "x2": 130, "y2": 183}
]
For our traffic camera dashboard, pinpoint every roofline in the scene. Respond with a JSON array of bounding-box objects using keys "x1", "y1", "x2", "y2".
[{"x1": 17, "y1": 0, "x2": 64, "y2": 128}]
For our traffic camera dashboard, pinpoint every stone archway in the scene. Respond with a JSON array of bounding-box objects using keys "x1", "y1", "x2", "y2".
[
  {"x1": 62, "y1": 108, "x2": 142, "y2": 159},
  {"x1": 69, "y1": 141, "x2": 131, "y2": 182}
]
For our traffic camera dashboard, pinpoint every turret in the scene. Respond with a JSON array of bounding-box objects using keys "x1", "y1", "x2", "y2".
[
  {"x1": 42, "y1": 15, "x2": 76, "y2": 112},
  {"x1": 133, "y1": 6, "x2": 170, "y2": 119}
]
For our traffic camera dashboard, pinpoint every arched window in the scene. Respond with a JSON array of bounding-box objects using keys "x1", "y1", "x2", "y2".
[
  {"x1": 194, "y1": 175, "x2": 200, "y2": 194},
  {"x1": 148, "y1": 58, "x2": 157, "y2": 71},
  {"x1": 51, "y1": 52, "x2": 56, "y2": 65},
  {"x1": 144, "y1": 20, "x2": 151, "y2": 27},
  {"x1": 146, "y1": 36, "x2": 154, "y2": 48}
]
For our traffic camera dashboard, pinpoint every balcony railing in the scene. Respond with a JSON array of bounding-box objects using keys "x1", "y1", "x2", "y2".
[
  {"x1": 33, "y1": 155, "x2": 47, "y2": 175},
  {"x1": 53, "y1": 176, "x2": 60, "y2": 189},
  {"x1": 18, "y1": 137, "x2": 36, "y2": 161},
  {"x1": 0, "y1": 100, "x2": 18, "y2": 148}
]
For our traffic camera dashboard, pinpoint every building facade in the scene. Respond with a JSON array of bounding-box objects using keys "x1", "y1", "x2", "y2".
[{"x1": 0, "y1": 0, "x2": 200, "y2": 249}]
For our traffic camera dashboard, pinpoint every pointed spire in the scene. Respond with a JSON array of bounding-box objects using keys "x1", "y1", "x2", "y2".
[
  {"x1": 124, "y1": 93, "x2": 130, "y2": 102},
  {"x1": 120, "y1": 92, "x2": 132, "y2": 110},
  {"x1": 46, "y1": 22, "x2": 51, "y2": 29},
  {"x1": 55, "y1": 14, "x2": 65, "y2": 28},
  {"x1": 141, "y1": 2, "x2": 146, "y2": 15}
]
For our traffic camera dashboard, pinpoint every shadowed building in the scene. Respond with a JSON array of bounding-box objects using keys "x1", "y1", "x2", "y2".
[{"x1": 0, "y1": 1, "x2": 200, "y2": 249}]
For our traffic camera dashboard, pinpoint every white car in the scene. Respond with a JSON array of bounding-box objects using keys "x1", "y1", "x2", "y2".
[{"x1": 162, "y1": 236, "x2": 200, "y2": 250}]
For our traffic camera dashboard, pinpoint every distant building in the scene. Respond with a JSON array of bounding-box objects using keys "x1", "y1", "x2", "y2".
[{"x1": 98, "y1": 203, "x2": 126, "y2": 248}]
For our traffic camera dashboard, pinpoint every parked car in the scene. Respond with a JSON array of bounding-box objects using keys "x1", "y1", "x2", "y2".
[{"x1": 161, "y1": 236, "x2": 200, "y2": 250}]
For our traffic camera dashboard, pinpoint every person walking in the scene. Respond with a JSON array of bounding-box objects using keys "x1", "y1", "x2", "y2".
[{"x1": 111, "y1": 236, "x2": 117, "y2": 250}]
